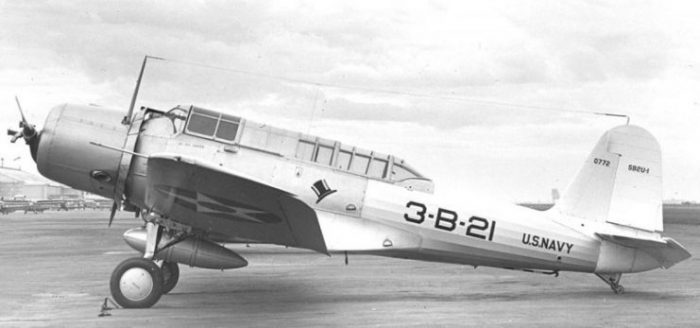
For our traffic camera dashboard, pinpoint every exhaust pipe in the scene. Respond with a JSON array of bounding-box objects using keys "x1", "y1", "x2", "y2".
[{"x1": 123, "y1": 227, "x2": 248, "y2": 269}]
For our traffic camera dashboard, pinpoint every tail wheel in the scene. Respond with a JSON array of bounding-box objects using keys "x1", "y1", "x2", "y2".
[
  {"x1": 161, "y1": 261, "x2": 180, "y2": 294},
  {"x1": 110, "y1": 257, "x2": 163, "y2": 308}
]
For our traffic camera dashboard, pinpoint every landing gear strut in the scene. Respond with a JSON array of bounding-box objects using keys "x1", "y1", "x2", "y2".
[{"x1": 596, "y1": 273, "x2": 624, "y2": 294}]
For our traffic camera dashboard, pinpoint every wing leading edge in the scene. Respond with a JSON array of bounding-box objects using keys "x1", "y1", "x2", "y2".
[{"x1": 144, "y1": 154, "x2": 327, "y2": 254}]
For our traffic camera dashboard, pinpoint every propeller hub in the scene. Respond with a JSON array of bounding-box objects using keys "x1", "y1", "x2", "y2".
[{"x1": 8, "y1": 97, "x2": 39, "y2": 152}]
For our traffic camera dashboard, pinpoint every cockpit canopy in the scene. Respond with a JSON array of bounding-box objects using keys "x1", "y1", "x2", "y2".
[
  {"x1": 184, "y1": 106, "x2": 242, "y2": 144},
  {"x1": 173, "y1": 105, "x2": 433, "y2": 192}
]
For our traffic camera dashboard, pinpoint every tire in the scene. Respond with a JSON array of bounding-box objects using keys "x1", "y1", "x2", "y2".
[
  {"x1": 110, "y1": 257, "x2": 164, "y2": 308},
  {"x1": 161, "y1": 261, "x2": 180, "y2": 294}
]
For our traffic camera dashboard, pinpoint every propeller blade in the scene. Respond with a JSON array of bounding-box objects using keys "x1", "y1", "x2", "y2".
[
  {"x1": 10, "y1": 96, "x2": 37, "y2": 144},
  {"x1": 14, "y1": 96, "x2": 29, "y2": 126},
  {"x1": 8, "y1": 97, "x2": 40, "y2": 162},
  {"x1": 108, "y1": 202, "x2": 118, "y2": 227}
]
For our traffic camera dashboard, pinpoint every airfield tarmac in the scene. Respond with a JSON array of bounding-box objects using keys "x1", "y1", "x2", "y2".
[{"x1": 1, "y1": 208, "x2": 699, "y2": 327}]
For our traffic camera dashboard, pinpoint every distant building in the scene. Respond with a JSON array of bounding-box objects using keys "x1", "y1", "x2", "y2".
[{"x1": 0, "y1": 167, "x2": 82, "y2": 200}]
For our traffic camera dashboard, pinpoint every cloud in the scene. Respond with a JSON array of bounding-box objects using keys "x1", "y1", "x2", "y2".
[
  {"x1": 503, "y1": 1, "x2": 674, "y2": 83},
  {"x1": 1, "y1": 1, "x2": 698, "y2": 201}
]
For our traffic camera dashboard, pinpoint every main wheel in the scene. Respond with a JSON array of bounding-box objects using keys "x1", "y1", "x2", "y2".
[
  {"x1": 161, "y1": 261, "x2": 180, "y2": 294},
  {"x1": 110, "y1": 257, "x2": 164, "y2": 308}
]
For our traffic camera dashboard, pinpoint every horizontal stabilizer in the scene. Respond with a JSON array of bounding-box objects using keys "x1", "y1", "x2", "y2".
[{"x1": 596, "y1": 233, "x2": 691, "y2": 269}]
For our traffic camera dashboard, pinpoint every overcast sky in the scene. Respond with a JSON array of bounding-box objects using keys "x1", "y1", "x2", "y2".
[{"x1": 1, "y1": 1, "x2": 699, "y2": 202}]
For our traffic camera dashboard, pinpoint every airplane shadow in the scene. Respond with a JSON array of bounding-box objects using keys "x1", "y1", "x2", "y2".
[{"x1": 155, "y1": 277, "x2": 693, "y2": 312}]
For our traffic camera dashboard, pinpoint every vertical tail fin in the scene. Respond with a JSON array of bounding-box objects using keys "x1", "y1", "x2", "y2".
[{"x1": 553, "y1": 125, "x2": 663, "y2": 232}]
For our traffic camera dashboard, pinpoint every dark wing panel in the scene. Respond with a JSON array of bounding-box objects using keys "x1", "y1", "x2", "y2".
[{"x1": 145, "y1": 154, "x2": 327, "y2": 253}]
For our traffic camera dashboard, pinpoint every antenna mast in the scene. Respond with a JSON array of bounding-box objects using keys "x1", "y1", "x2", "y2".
[
  {"x1": 122, "y1": 55, "x2": 163, "y2": 125},
  {"x1": 594, "y1": 112, "x2": 630, "y2": 125}
]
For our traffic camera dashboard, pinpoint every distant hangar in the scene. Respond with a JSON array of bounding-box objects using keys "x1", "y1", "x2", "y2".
[{"x1": 0, "y1": 167, "x2": 82, "y2": 200}]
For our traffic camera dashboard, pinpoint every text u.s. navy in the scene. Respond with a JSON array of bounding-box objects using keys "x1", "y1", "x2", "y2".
[{"x1": 522, "y1": 234, "x2": 574, "y2": 254}]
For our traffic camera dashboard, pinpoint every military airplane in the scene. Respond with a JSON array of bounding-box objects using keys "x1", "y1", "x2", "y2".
[
  {"x1": 0, "y1": 199, "x2": 49, "y2": 214},
  {"x1": 7, "y1": 59, "x2": 691, "y2": 308},
  {"x1": 0, "y1": 199, "x2": 29, "y2": 214},
  {"x1": 0, "y1": 199, "x2": 27, "y2": 214}
]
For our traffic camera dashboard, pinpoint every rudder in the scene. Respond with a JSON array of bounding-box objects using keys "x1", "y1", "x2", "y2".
[{"x1": 553, "y1": 125, "x2": 663, "y2": 232}]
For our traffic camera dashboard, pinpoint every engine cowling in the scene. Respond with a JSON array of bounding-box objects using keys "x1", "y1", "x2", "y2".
[{"x1": 36, "y1": 104, "x2": 128, "y2": 199}]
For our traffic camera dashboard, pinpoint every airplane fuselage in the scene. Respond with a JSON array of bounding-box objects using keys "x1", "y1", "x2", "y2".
[
  {"x1": 33, "y1": 103, "x2": 679, "y2": 281},
  {"x1": 125, "y1": 107, "x2": 608, "y2": 274}
]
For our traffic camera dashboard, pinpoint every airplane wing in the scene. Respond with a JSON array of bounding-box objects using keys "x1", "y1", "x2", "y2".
[{"x1": 144, "y1": 154, "x2": 327, "y2": 254}]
